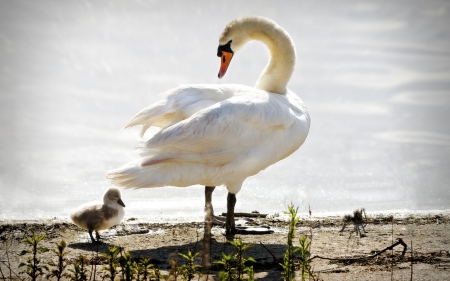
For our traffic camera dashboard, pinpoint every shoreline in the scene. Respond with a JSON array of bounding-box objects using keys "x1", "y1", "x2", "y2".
[
  {"x1": 1, "y1": 211, "x2": 449, "y2": 280},
  {"x1": 2, "y1": 208, "x2": 449, "y2": 225}
]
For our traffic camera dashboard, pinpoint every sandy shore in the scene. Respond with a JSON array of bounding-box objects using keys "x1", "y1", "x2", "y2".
[{"x1": 1, "y1": 212, "x2": 449, "y2": 280}]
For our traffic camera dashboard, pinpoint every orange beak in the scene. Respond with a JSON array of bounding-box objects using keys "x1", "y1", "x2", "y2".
[{"x1": 218, "y1": 51, "x2": 233, "y2": 79}]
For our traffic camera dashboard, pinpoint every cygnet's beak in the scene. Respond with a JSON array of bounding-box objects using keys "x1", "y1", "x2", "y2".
[
  {"x1": 117, "y1": 198, "x2": 126, "y2": 207},
  {"x1": 218, "y1": 51, "x2": 233, "y2": 79}
]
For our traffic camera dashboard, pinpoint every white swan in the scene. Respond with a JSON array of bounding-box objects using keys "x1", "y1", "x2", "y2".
[
  {"x1": 69, "y1": 187, "x2": 125, "y2": 243},
  {"x1": 107, "y1": 16, "x2": 310, "y2": 236}
]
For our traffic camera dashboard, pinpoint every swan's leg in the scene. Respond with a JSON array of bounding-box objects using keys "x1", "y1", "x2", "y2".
[
  {"x1": 202, "y1": 186, "x2": 215, "y2": 270},
  {"x1": 225, "y1": 192, "x2": 237, "y2": 238},
  {"x1": 224, "y1": 191, "x2": 274, "y2": 237},
  {"x1": 95, "y1": 231, "x2": 101, "y2": 241},
  {"x1": 202, "y1": 187, "x2": 226, "y2": 225}
]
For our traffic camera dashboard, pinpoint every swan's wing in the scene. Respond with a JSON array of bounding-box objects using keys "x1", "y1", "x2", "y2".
[
  {"x1": 108, "y1": 89, "x2": 310, "y2": 188},
  {"x1": 124, "y1": 84, "x2": 238, "y2": 137},
  {"x1": 141, "y1": 91, "x2": 303, "y2": 167}
]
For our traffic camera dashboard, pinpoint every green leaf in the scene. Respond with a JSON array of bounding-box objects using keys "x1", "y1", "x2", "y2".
[
  {"x1": 23, "y1": 237, "x2": 32, "y2": 245},
  {"x1": 38, "y1": 247, "x2": 49, "y2": 252},
  {"x1": 246, "y1": 257, "x2": 256, "y2": 263}
]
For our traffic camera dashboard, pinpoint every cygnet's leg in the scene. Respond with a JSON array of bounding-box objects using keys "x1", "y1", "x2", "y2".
[
  {"x1": 88, "y1": 230, "x2": 97, "y2": 244},
  {"x1": 202, "y1": 186, "x2": 215, "y2": 270},
  {"x1": 95, "y1": 231, "x2": 101, "y2": 242}
]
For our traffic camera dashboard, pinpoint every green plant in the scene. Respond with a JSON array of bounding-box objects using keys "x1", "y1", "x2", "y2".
[
  {"x1": 101, "y1": 246, "x2": 121, "y2": 281},
  {"x1": 298, "y1": 236, "x2": 315, "y2": 281},
  {"x1": 119, "y1": 250, "x2": 136, "y2": 281},
  {"x1": 154, "y1": 267, "x2": 163, "y2": 281},
  {"x1": 178, "y1": 250, "x2": 202, "y2": 281},
  {"x1": 168, "y1": 255, "x2": 179, "y2": 281},
  {"x1": 229, "y1": 239, "x2": 255, "y2": 281},
  {"x1": 214, "y1": 239, "x2": 255, "y2": 281},
  {"x1": 136, "y1": 257, "x2": 154, "y2": 281},
  {"x1": 19, "y1": 233, "x2": 49, "y2": 281},
  {"x1": 46, "y1": 240, "x2": 69, "y2": 281},
  {"x1": 68, "y1": 254, "x2": 89, "y2": 281},
  {"x1": 280, "y1": 205, "x2": 300, "y2": 281},
  {"x1": 280, "y1": 205, "x2": 317, "y2": 281},
  {"x1": 244, "y1": 266, "x2": 254, "y2": 281},
  {"x1": 215, "y1": 252, "x2": 235, "y2": 281}
]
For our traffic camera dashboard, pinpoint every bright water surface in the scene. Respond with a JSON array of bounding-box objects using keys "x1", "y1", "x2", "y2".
[{"x1": 1, "y1": 0, "x2": 450, "y2": 222}]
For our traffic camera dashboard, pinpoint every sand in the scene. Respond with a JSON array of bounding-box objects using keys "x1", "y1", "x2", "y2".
[{"x1": 1, "y1": 212, "x2": 449, "y2": 280}]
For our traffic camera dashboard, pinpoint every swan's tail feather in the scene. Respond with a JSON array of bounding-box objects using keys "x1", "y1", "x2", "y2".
[
  {"x1": 124, "y1": 87, "x2": 181, "y2": 131},
  {"x1": 139, "y1": 123, "x2": 152, "y2": 138},
  {"x1": 106, "y1": 161, "x2": 164, "y2": 189},
  {"x1": 124, "y1": 101, "x2": 171, "y2": 129}
]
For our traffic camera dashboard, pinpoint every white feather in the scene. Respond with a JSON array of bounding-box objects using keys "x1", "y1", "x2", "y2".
[{"x1": 107, "y1": 16, "x2": 311, "y2": 197}]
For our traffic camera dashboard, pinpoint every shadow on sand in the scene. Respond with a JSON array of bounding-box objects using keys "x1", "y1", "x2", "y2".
[
  {"x1": 68, "y1": 241, "x2": 118, "y2": 252},
  {"x1": 67, "y1": 235, "x2": 287, "y2": 279}
]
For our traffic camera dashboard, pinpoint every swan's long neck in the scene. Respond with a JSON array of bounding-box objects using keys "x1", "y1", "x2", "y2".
[
  {"x1": 249, "y1": 21, "x2": 296, "y2": 94},
  {"x1": 220, "y1": 17, "x2": 296, "y2": 94}
]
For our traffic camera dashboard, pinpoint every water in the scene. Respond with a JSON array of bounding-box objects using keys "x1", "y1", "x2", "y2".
[{"x1": 1, "y1": 0, "x2": 449, "y2": 222}]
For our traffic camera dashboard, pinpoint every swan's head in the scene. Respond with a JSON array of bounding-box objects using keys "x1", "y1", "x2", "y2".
[
  {"x1": 217, "y1": 40, "x2": 234, "y2": 79},
  {"x1": 103, "y1": 187, "x2": 125, "y2": 207},
  {"x1": 217, "y1": 17, "x2": 253, "y2": 78}
]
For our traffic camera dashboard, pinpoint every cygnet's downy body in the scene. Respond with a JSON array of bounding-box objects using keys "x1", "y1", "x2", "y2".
[{"x1": 69, "y1": 187, "x2": 125, "y2": 243}]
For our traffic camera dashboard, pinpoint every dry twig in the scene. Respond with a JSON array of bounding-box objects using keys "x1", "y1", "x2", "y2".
[
  {"x1": 309, "y1": 238, "x2": 407, "y2": 265},
  {"x1": 259, "y1": 242, "x2": 280, "y2": 263}
]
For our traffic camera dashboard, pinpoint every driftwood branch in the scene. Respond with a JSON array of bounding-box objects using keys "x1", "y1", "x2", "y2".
[
  {"x1": 309, "y1": 238, "x2": 407, "y2": 264},
  {"x1": 221, "y1": 212, "x2": 268, "y2": 218},
  {"x1": 260, "y1": 238, "x2": 409, "y2": 268}
]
